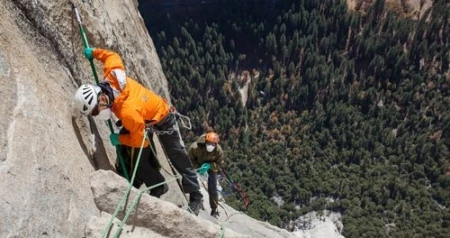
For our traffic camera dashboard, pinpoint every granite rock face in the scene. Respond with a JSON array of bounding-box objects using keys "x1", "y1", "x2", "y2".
[
  {"x1": 0, "y1": 0, "x2": 341, "y2": 237},
  {"x1": 0, "y1": 0, "x2": 178, "y2": 237},
  {"x1": 88, "y1": 170, "x2": 251, "y2": 238}
]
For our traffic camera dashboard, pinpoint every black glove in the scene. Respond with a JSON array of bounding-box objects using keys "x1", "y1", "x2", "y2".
[{"x1": 119, "y1": 127, "x2": 130, "y2": 135}]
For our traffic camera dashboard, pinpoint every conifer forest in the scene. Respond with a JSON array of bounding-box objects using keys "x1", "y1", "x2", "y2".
[{"x1": 139, "y1": 0, "x2": 450, "y2": 237}]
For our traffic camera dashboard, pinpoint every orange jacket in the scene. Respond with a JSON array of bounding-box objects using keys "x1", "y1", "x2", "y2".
[{"x1": 93, "y1": 48, "x2": 171, "y2": 148}]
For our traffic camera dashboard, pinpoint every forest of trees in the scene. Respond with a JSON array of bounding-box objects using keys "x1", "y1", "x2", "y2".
[{"x1": 138, "y1": 0, "x2": 450, "y2": 237}]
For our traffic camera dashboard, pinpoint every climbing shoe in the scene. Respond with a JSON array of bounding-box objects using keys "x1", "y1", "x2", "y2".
[
  {"x1": 188, "y1": 191, "x2": 203, "y2": 215},
  {"x1": 210, "y1": 208, "x2": 219, "y2": 218},
  {"x1": 150, "y1": 183, "x2": 169, "y2": 198}
]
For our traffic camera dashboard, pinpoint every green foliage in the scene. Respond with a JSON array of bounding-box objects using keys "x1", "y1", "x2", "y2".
[{"x1": 139, "y1": 0, "x2": 450, "y2": 236}]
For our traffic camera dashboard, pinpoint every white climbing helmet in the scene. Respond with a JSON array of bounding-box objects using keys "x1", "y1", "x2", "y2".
[{"x1": 74, "y1": 84, "x2": 101, "y2": 115}]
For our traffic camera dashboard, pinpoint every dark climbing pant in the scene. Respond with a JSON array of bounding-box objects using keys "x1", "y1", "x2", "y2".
[
  {"x1": 115, "y1": 145, "x2": 167, "y2": 198},
  {"x1": 155, "y1": 112, "x2": 200, "y2": 194},
  {"x1": 208, "y1": 170, "x2": 219, "y2": 210}
]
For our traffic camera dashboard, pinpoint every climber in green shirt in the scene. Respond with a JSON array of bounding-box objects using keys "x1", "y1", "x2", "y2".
[{"x1": 188, "y1": 132, "x2": 225, "y2": 217}]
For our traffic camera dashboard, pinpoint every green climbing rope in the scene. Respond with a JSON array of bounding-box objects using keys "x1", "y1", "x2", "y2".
[
  {"x1": 101, "y1": 129, "x2": 149, "y2": 237},
  {"x1": 70, "y1": 2, "x2": 130, "y2": 181}
]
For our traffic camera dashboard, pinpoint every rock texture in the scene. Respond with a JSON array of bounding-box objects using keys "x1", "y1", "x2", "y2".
[
  {"x1": 0, "y1": 1, "x2": 98, "y2": 237},
  {"x1": 89, "y1": 170, "x2": 251, "y2": 238},
  {"x1": 85, "y1": 212, "x2": 169, "y2": 238},
  {"x1": 197, "y1": 174, "x2": 298, "y2": 238},
  {"x1": 0, "y1": 0, "x2": 343, "y2": 237},
  {"x1": 0, "y1": 0, "x2": 181, "y2": 237}
]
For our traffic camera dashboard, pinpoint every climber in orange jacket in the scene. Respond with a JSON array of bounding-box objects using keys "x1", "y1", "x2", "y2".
[{"x1": 74, "y1": 47, "x2": 203, "y2": 215}]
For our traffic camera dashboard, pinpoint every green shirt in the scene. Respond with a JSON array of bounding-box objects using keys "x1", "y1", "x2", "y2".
[{"x1": 188, "y1": 135, "x2": 225, "y2": 172}]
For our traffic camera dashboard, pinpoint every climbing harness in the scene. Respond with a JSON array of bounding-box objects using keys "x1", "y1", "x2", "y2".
[
  {"x1": 146, "y1": 124, "x2": 176, "y2": 136},
  {"x1": 145, "y1": 108, "x2": 192, "y2": 135},
  {"x1": 174, "y1": 111, "x2": 192, "y2": 130}
]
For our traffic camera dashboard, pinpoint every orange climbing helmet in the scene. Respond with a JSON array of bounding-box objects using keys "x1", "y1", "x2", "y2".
[{"x1": 205, "y1": 132, "x2": 220, "y2": 144}]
